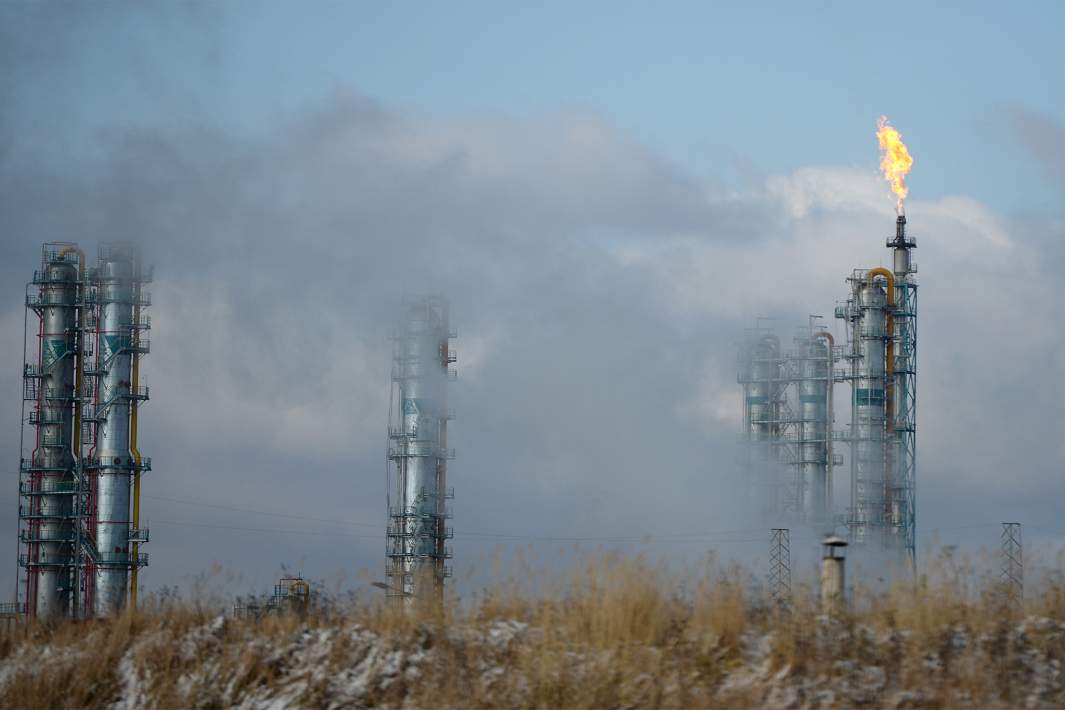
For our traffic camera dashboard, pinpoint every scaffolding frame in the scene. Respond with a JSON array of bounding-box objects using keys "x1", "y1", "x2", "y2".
[{"x1": 891, "y1": 222, "x2": 918, "y2": 565}]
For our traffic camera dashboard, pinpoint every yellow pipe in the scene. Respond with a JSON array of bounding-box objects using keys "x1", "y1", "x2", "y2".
[
  {"x1": 866, "y1": 268, "x2": 895, "y2": 430},
  {"x1": 129, "y1": 281, "x2": 143, "y2": 610}
]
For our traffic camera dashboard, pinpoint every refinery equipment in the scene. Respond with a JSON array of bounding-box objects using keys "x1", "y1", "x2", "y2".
[
  {"x1": 386, "y1": 296, "x2": 455, "y2": 607},
  {"x1": 738, "y1": 215, "x2": 917, "y2": 565},
  {"x1": 16, "y1": 242, "x2": 152, "y2": 619},
  {"x1": 738, "y1": 322, "x2": 836, "y2": 524},
  {"x1": 740, "y1": 117, "x2": 918, "y2": 566},
  {"x1": 233, "y1": 575, "x2": 311, "y2": 618},
  {"x1": 890, "y1": 216, "x2": 918, "y2": 561},
  {"x1": 738, "y1": 329, "x2": 782, "y2": 517},
  {"x1": 837, "y1": 268, "x2": 891, "y2": 549},
  {"x1": 834, "y1": 214, "x2": 917, "y2": 562}
]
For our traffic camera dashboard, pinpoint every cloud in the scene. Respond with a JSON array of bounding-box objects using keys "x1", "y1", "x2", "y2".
[
  {"x1": 1, "y1": 85, "x2": 1063, "y2": 597},
  {"x1": 1010, "y1": 107, "x2": 1065, "y2": 186}
]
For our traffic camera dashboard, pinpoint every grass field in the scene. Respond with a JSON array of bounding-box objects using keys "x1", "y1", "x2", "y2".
[{"x1": 2, "y1": 552, "x2": 1064, "y2": 708}]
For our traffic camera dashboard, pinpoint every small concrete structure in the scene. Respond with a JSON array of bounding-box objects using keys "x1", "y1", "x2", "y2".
[{"x1": 820, "y1": 536, "x2": 848, "y2": 614}]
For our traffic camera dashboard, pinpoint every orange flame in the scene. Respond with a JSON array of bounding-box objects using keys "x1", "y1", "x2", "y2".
[{"x1": 876, "y1": 116, "x2": 913, "y2": 214}]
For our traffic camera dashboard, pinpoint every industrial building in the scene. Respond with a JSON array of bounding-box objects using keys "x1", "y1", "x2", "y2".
[
  {"x1": 233, "y1": 575, "x2": 311, "y2": 618},
  {"x1": 739, "y1": 215, "x2": 917, "y2": 565},
  {"x1": 386, "y1": 295, "x2": 456, "y2": 607},
  {"x1": 16, "y1": 242, "x2": 151, "y2": 619}
]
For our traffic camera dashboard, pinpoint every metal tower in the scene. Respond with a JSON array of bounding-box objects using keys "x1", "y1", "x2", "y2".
[
  {"x1": 768, "y1": 528, "x2": 791, "y2": 609},
  {"x1": 1000, "y1": 522, "x2": 1023, "y2": 611},
  {"x1": 889, "y1": 215, "x2": 917, "y2": 565},
  {"x1": 386, "y1": 296, "x2": 455, "y2": 608},
  {"x1": 16, "y1": 243, "x2": 152, "y2": 619}
]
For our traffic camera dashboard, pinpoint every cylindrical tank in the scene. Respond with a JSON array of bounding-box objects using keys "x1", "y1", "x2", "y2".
[
  {"x1": 392, "y1": 298, "x2": 450, "y2": 606},
  {"x1": 799, "y1": 337, "x2": 829, "y2": 522},
  {"x1": 93, "y1": 252, "x2": 134, "y2": 615},
  {"x1": 893, "y1": 248, "x2": 910, "y2": 278},
  {"x1": 33, "y1": 259, "x2": 78, "y2": 618},
  {"x1": 852, "y1": 280, "x2": 888, "y2": 545}
]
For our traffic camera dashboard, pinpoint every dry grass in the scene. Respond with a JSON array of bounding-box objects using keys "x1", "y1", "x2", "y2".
[{"x1": 3, "y1": 552, "x2": 1065, "y2": 708}]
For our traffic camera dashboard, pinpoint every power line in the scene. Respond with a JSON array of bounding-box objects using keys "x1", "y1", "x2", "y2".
[
  {"x1": 151, "y1": 519, "x2": 381, "y2": 539},
  {"x1": 146, "y1": 493, "x2": 778, "y2": 542},
  {"x1": 454, "y1": 526, "x2": 773, "y2": 542},
  {"x1": 149, "y1": 517, "x2": 819, "y2": 546},
  {"x1": 145, "y1": 498, "x2": 383, "y2": 530},
  {"x1": 921, "y1": 523, "x2": 1001, "y2": 534},
  {"x1": 148, "y1": 494, "x2": 1024, "y2": 546}
]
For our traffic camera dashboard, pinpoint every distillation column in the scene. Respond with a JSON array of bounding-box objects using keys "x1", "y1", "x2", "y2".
[
  {"x1": 798, "y1": 334, "x2": 832, "y2": 523},
  {"x1": 849, "y1": 276, "x2": 889, "y2": 546},
  {"x1": 741, "y1": 334, "x2": 782, "y2": 518},
  {"x1": 387, "y1": 296, "x2": 454, "y2": 607},
  {"x1": 19, "y1": 248, "x2": 81, "y2": 618},
  {"x1": 85, "y1": 244, "x2": 149, "y2": 615}
]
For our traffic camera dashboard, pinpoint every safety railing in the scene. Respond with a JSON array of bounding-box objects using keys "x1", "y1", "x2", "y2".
[
  {"x1": 18, "y1": 553, "x2": 76, "y2": 567},
  {"x1": 386, "y1": 524, "x2": 454, "y2": 540},
  {"x1": 388, "y1": 442, "x2": 455, "y2": 460},
  {"x1": 24, "y1": 382, "x2": 80, "y2": 401},
  {"x1": 82, "y1": 291, "x2": 152, "y2": 308},
  {"x1": 31, "y1": 267, "x2": 80, "y2": 285},
  {"x1": 18, "y1": 504, "x2": 88, "y2": 520},
  {"x1": 388, "y1": 505, "x2": 454, "y2": 520},
  {"x1": 19, "y1": 530, "x2": 78, "y2": 544},
  {"x1": 386, "y1": 545, "x2": 453, "y2": 560},
  {"x1": 81, "y1": 455, "x2": 151, "y2": 472},
  {"x1": 19, "y1": 481, "x2": 79, "y2": 495},
  {"x1": 96, "y1": 552, "x2": 148, "y2": 567},
  {"x1": 28, "y1": 410, "x2": 69, "y2": 425},
  {"x1": 26, "y1": 292, "x2": 78, "y2": 308}
]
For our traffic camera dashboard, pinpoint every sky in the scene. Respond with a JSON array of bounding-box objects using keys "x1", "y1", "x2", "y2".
[{"x1": 1, "y1": 1, "x2": 1064, "y2": 601}]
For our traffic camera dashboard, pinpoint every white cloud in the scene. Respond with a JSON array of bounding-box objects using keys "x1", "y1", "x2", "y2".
[{"x1": 3, "y1": 93, "x2": 1063, "y2": 596}]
